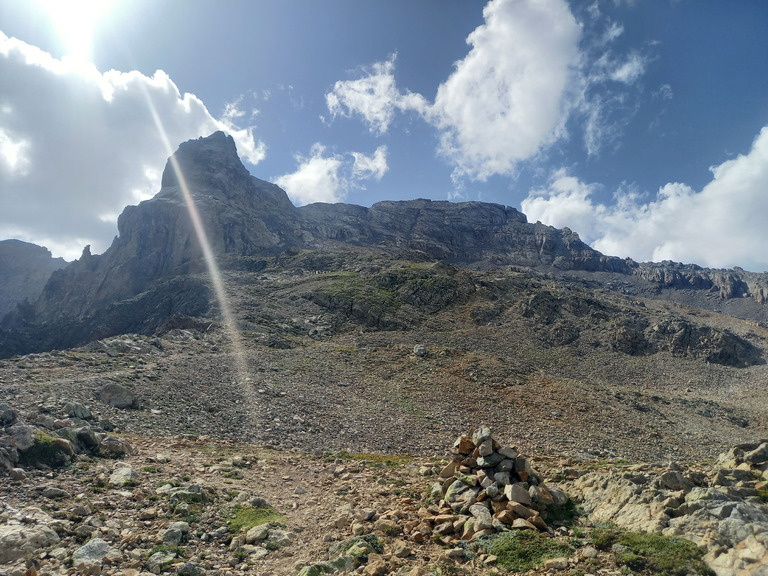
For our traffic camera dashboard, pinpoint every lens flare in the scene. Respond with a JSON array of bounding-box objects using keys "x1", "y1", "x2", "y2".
[{"x1": 140, "y1": 90, "x2": 251, "y2": 387}]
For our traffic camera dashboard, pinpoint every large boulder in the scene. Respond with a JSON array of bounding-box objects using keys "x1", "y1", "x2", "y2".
[
  {"x1": 95, "y1": 383, "x2": 136, "y2": 409},
  {"x1": 0, "y1": 524, "x2": 60, "y2": 563}
]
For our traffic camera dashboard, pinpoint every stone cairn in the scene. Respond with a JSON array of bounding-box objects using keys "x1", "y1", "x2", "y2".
[{"x1": 415, "y1": 425, "x2": 570, "y2": 543}]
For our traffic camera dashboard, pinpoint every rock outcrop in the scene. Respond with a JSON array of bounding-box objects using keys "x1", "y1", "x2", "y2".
[
  {"x1": 567, "y1": 441, "x2": 768, "y2": 576},
  {"x1": 0, "y1": 132, "x2": 621, "y2": 357},
  {"x1": 0, "y1": 399, "x2": 132, "y2": 477},
  {"x1": 0, "y1": 239, "x2": 66, "y2": 318}
]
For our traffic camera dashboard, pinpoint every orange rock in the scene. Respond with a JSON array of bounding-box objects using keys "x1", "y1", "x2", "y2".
[
  {"x1": 495, "y1": 509, "x2": 516, "y2": 524},
  {"x1": 453, "y1": 435, "x2": 475, "y2": 455}
]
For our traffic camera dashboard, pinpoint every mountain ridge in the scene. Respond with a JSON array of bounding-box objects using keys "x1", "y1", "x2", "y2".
[{"x1": 1, "y1": 130, "x2": 768, "y2": 357}]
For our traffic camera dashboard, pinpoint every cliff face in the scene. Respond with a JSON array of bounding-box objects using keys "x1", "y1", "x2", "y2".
[
  {"x1": 299, "y1": 200, "x2": 630, "y2": 272},
  {"x1": 0, "y1": 240, "x2": 66, "y2": 318},
  {"x1": 2, "y1": 131, "x2": 768, "y2": 357},
  {"x1": 633, "y1": 261, "x2": 768, "y2": 305}
]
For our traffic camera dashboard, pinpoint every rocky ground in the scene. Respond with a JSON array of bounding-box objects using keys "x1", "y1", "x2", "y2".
[
  {"x1": 1, "y1": 396, "x2": 767, "y2": 576},
  {"x1": 3, "y1": 257, "x2": 768, "y2": 575}
]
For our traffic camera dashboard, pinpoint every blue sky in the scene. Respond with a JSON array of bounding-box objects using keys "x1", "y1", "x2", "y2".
[{"x1": 1, "y1": 1, "x2": 767, "y2": 272}]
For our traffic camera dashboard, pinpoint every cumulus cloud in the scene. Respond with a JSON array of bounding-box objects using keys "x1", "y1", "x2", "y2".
[
  {"x1": 324, "y1": 0, "x2": 652, "y2": 181},
  {"x1": 522, "y1": 126, "x2": 768, "y2": 272},
  {"x1": 325, "y1": 55, "x2": 427, "y2": 135},
  {"x1": 0, "y1": 32, "x2": 265, "y2": 259},
  {"x1": 351, "y1": 145, "x2": 388, "y2": 180},
  {"x1": 275, "y1": 145, "x2": 388, "y2": 206},
  {"x1": 429, "y1": 0, "x2": 581, "y2": 180}
]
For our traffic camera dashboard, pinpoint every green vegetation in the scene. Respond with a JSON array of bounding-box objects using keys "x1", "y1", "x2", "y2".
[
  {"x1": 224, "y1": 504, "x2": 283, "y2": 533},
  {"x1": 547, "y1": 497, "x2": 582, "y2": 525},
  {"x1": 591, "y1": 524, "x2": 714, "y2": 576},
  {"x1": 17, "y1": 430, "x2": 70, "y2": 468},
  {"x1": 148, "y1": 544, "x2": 186, "y2": 558},
  {"x1": 328, "y1": 534, "x2": 383, "y2": 564},
  {"x1": 757, "y1": 487, "x2": 768, "y2": 503},
  {"x1": 476, "y1": 530, "x2": 573, "y2": 572},
  {"x1": 588, "y1": 458, "x2": 632, "y2": 470}
]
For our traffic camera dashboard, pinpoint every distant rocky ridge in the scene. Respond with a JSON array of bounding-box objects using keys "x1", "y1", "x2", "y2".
[
  {"x1": 2, "y1": 131, "x2": 768, "y2": 357},
  {"x1": 0, "y1": 240, "x2": 66, "y2": 319}
]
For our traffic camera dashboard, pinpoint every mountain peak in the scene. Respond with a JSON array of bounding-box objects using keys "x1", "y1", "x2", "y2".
[{"x1": 160, "y1": 131, "x2": 250, "y2": 191}]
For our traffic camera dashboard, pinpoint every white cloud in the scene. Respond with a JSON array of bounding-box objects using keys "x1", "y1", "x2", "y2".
[
  {"x1": 351, "y1": 146, "x2": 388, "y2": 180},
  {"x1": 653, "y1": 84, "x2": 673, "y2": 101},
  {"x1": 0, "y1": 126, "x2": 31, "y2": 176},
  {"x1": 429, "y1": 0, "x2": 582, "y2": 180},
  {"x1": 323, "y1": 0, "x2": 652, "y2": 182},
  {"x1": 325, "y1": 54, "x2": 427, "y2": 135},
  {"x1": 522, "y1": 169, "x2": 606, "y2": 238},
  {"x1": 0, "y1": 32, "x2": 265, "y2": 260},
  {"x1": 522, "y1": 126, "x2": 768, "y2": 272},
  {"x1": 608, "y1": 52, "x2": 646, "y2": 84},
  {"x1": 275, "y1": 145, "x2": 388, "y2": 206}
]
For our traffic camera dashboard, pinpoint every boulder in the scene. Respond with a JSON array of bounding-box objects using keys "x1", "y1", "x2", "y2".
[
  {"x1": 72, "y1": 538, "x2": 118, "y2": 567},
  {"x1": 99, "y1": 435, "x2": 133, "y2": 458},
  {"x1": 0, "y1": 524, "x2": 60, "y2": 563},
  {"x1": 62, "y1": 401, "x2": 93, "y2": 421},
  {"x1": 95, "y1": 383, "x2": 136, "y2": 409},
  {"x1": 109, "y1": 465, "x2": 138, "y2": 486},
  {"x1": 0, "y1": 403, "x2": 19, "y2": 426},
  {"x1": 7, "y1": 424, "x2": 35, "y2": 451}
]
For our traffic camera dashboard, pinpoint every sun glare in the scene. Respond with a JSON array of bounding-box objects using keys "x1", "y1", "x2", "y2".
[{"x1": 39, "y1": 0, "x2": 112, "y2": 62}]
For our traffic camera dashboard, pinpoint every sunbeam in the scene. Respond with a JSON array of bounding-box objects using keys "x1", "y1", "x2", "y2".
[{"x1": 140, "y1": 91, "x2": 251, "y2": 388}]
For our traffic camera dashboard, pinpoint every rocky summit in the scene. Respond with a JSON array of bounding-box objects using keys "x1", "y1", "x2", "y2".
[{"x1": 2, "y1": 132, "x2": 768, "y2": 575}]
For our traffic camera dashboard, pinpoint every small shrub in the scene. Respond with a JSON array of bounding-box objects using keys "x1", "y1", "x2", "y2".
[
  {"x1": 476, "y1": 530, "x2": 573, "y2": 572},
  {"x1": 591, "y1": 524, "x2": 623, "y2": 551},
  {"x1": 328, "y1": 534, "x2": 383, "y2": 563},
  {"x1": 148, "y1": 544, "x2": 186, "y2": 558},
  {"x1": 547, "y1": 497, "x2": 582, "y2": 525}
]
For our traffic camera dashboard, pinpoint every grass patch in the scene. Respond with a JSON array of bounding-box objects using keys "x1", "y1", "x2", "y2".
[
  {"x1": 148, "y1": 544, "x2": 186, "y2": 558},
  {"x1": 757, "y1": 487, "x2": 768, "y2": 503},
  {"x1": 332, "y1": 451, "x2": 413, "y2": 468},
  {"x1": 591, "y1": 524, "x2": 714, "y2": 576},
  {"x1": 588, "y1": 458, "x2": 631, "y2": 470},
  {"x1": 476, "y1": 530, "x2": 573, "y2": 572},
  {"x1": 224, "y1": 504, "x2": 283, "y2": 533}
]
